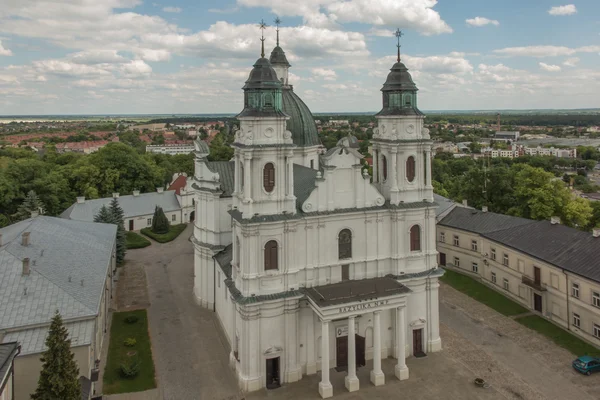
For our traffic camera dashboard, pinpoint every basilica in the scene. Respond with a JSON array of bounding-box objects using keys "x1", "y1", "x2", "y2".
[{"x1": 192, "y1": 30, "x2": 442, "y2": 398}]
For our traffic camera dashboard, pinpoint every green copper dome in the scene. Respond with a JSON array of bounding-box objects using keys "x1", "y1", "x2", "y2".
[
  {"x1": 237, "y1": 57, "x2": 288, "y2": 118},
  {"x1": 282, "y1": 88, "x2": 320, "y2": 147},
  {"x1": 376, "y1": 61, "x2": 423, "y2": 117}
]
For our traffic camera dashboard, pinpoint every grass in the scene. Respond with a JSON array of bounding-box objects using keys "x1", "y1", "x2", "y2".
[
  {"x1": 516, "y1": 315, "x2": 600, "y2": 358},
  {"x1": 440, "y1": 268, "x2": 528, "y2": 316},
  {"x1": 103, "y1": 310, "x2": 156, "y2": 395},
  {"x1": 125, "y1": 231, "x2": 151, "y2": 249},
  {"x1": 140, "y1": 224, "x2": 187, "y2": 243}
]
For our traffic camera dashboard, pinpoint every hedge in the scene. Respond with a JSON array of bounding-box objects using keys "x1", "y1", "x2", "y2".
[{"x1": 140, "y1": 224, "x2": 187, "y2": 243}]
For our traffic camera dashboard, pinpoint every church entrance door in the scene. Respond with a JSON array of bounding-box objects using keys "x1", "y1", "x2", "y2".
[
  {"x1": 413, "y1": 328, "x2": 425, "y2": 357},
  {"x1": 128, "y1": 220, "x2": 134, "y2": 231},
  {"x1": 266, "y1": 357, "x2": 281, "y2": 389},
  {"x1": 356, "y1": 335, "x2": 365, "y2": 367},
  {"x1": 336, "y1": 336, "x2": 348, "y2": 368}
]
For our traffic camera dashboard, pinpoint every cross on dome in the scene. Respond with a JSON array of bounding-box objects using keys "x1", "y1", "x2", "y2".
[
  {"x1": 274, "y1": 16, "x2": 282, "y2": 46},
  {"x1": 258, "y1": 19, "x2": 268, "y2": 58},
  {"x1": 395, "y1": 28, "x2": 404, "y2": 62}
]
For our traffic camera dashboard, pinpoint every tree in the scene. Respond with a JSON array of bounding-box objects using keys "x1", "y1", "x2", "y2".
[
  {"x1": 14, "y1": 190, "x2": 45, "y2": 221},
  {"x1": 109, "y1": 198, "x2": 126, "y2": 264},
  {"x1": 31, "y1": 311, "x2": 81, "y2": 400},
  {"x1": 151, "y1": 206, "x2": 170, "y2": 234},
  {"x1": 561, "y1": 197, "x2": 593, "y2": 228}
]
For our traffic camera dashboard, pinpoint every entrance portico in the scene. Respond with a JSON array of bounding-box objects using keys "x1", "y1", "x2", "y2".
[{"x1": 305, "y1": 277, "x2": 412, "y2": 399}]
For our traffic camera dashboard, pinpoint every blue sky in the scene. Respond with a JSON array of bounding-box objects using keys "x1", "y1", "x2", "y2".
[{"x1": 0, "y1": 0, "x2": 598, "y2": 115}]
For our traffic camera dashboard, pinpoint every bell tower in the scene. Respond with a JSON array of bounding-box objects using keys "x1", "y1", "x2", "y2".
[
  {"x1": 232, "y1": 20, "x2": 296, "y2": 219},
  {"x1": 371, "y1": 29, "x2": 433, "y2": 205}
]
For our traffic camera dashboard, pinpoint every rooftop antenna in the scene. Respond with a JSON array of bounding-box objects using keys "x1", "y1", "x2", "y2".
[
  {"x1": 395, "y1": 28, "x2": 404, "y2": 62},
  {"x1": 274, "y1": 16, "x2": 281, "y2": 46},
  {"x1": 258, "y1": 19, "x2": 268, "y2": 58}
]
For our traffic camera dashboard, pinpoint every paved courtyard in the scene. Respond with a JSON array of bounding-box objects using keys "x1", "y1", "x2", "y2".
[{"x1": 121, "y1": 227, "x2": 600, "y2": 400}]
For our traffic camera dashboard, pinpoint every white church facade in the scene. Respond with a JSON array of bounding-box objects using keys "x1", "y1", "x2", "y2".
[{"x1": 192, "y1": 34, "x2": 442, "y2": 398}]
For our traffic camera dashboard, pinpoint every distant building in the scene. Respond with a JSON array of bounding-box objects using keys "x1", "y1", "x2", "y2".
[
  {"x1": 329, "y1": 119, "x2": 350, "y2": 126},
  {"x1": 0, "y1": 216, "x2": 116, "y2": 400},
  {"x1": 128, "y1": 123, "x2": 166, "y2": 132},
  {"x1": 0, "y1": 342, "x2": 20, "y2": 400},
  {"x1": 146, "y1": 142, "x2": 195, "y2": 155},
  {"x1": 494, "y1": 131, "x2": 520, "y2": 141},
  {"x1": 61, "y1": 189, "x2": 191, "y2": 230}
]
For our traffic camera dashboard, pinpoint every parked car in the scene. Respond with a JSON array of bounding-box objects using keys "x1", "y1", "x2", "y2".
[{"x1": 572, "y1": 356, "x2": 600, "y2": 375}]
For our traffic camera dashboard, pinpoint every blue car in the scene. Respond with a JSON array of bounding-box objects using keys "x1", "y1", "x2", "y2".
[{"x1": 572, "y1": 356, "x2": 600, "y2": 375}]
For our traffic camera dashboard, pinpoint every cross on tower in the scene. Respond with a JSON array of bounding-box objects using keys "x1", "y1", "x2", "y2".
[
  {"x1": 274, "y1": 17, "x2": 282, "y2": 46},
  {"x1": 395, "y1": 28, "x2": 404, "y2": 62},
  {"x1": 259, "y1": 19, "x2": 268, "y2": 57}
]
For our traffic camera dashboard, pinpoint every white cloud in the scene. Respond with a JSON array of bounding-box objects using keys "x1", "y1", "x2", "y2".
[
  {"x1": 493, "y1": 45, "x2": 600, "y2": 57},
  {"x1": 119, "y1": 60, "x2": 152, "y2": 78},
  {"x1": 466, "y1": 17, "x2": 499, "y2": 27},
  {"x1": 311, "y1": 68, "x2": 337, "y2": 81},
  {"x1": 208, "y1": 7, "x2": 240, "y2": 14},
  {"x1": 548, "y1": 4, "x2": 577, "y2": 16},
  {"x1": 162, "y1": 6, "x2": 181, "y2": 13},
  {"x1": 563, "y1": 57, "x2": 579, "y2": 67},
  {"x1": 33, "y1": 60, "x2": 113, "y2": 77},
  {"x1": 134, "y1": 48, "x2": 171, "y2": 62},
  {"x1": 238, "y1": 0, "x2": 452, "y2": 35},
  {"x1": 539, "y1": 62, "x2": 561, "y2": 72},
  {"x1": 0, "y1": 40, "x2": 12, "y2": 56},
  {"x1": 69, "y1": 50, "x2": 127, "y2": 64}
]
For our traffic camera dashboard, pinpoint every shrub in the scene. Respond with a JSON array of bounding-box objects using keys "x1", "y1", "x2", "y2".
[
  {"x1": 124, "y1": 315, "x2": 139, "y2": 324},
  {"x1": 124, "y1": 338, "x2": 137, "y2": 347},
  {"x1": 141, "y1": 224, "x2": 187, "y2": 243},
  {"x1": 151, "y1": 206, "x2": 170, "y2": 234},
  {"x1": 119, "y1": 358, "x2": 141, "y2": 379}
]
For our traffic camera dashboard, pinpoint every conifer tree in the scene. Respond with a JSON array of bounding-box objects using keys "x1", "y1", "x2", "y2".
[
  {"x1": 14, "y1": 190, "x2": 45, "y2": 221},
  {"x1": 31, "y1": 311, "x2": 81, "y2": 400},
  {"x1": 108, "y1": 198, "x2": 126, "y2": 264},
  {"x1": 151, "y1": 206, "x2": 170, "y2": 234},
  {"x1": 93, "y1": 205, "x2": 112, "y2": 223}
]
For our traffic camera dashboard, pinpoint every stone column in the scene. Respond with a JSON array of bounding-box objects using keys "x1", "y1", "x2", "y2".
[
  {"x1": 395, "y1": 307, "x2": 409, "y2": 380},
  {"x1": 425, "y1": 150, "x2": 432, "y2": 187},
  {"x1": 345, "y1": 316, "x2": 359, "y2": 391},
  {"x1": 428, "y1": 279, "x2": 442, "y2": 352},
  {"x1": 306, "y1": 312, "x2": 317, "y2": 374},
  {"x1": 373, "y1": 149, "x2": 378, "y2": 183},
  {"x1": 243, "y1": 154, "x2": 252, "y2": 201},
  {"x1": 370, "y1": 311, "x2": 385, "y2": 385},
  {"x1": 391, "y1": 149, "x2": 398, "y2": 191},
  {"x1": 319, "y1": 320, "x2": 333, "y2": 398},
  {"x1": 287, "y1": 151, "x2": 294, "y2": 197}
]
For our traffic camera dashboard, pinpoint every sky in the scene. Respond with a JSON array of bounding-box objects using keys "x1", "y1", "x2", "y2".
[{"x1": 0, "y1": 0, "x2": 599, "y2": 115}]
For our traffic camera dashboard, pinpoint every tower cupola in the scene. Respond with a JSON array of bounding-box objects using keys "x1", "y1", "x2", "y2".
[{"x1": 269, "y1": 17, "x2": 291, "y2": 86}]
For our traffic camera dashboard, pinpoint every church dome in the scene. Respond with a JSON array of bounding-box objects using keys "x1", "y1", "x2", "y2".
[
  {"x1": 381, "y1": 62, "x2": 418, "y2": 92},
  {"x1": 282, "y1": 88, "x2": 320, "y2": 147},
  {"x1": 242, "y1": 57, "x2": 281, "y2": 90},
  {"x1": 269, "y1": 46, "x2": 291, "y2": 67}
]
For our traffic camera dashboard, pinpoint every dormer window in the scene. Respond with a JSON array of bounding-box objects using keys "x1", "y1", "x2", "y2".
[{"x1": 264, "y1": 93, "x2": 274, "y2": 108}]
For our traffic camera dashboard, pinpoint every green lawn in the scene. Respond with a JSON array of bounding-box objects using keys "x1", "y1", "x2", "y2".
[
  {"x1": 440, "y1": 268, "x2": 528, "y2": 316},
  {"x1": 140, "y1": 224, "x2": 187, "y2": 243},
  {"x1": 103, "y1": 310, "x2": 156, "y2": 395},
  {"x1": 516, "y1": 315, "x2": 600, "y2": 358},
  {"x1": 125, "y1": 231, "x2": 151, "y2": 249}
]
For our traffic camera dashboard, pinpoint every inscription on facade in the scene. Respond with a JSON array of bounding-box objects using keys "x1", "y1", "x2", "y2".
[{"x1": 338, "y1": 299, "x2": 389, "y2": 314}]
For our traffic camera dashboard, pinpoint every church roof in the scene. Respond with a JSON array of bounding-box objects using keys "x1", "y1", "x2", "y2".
[
  {"x1": 269, "y1": 46, "x2": 290, "y2": 67},
  {"x1": 381, "y1": 62, "x2": 418, "y2": 92},
  {"x1": 282, "y1": 88, "x2": 320, "y2": 147},
  {"x1": 305, "y1": 276, "x2": 411, "y2": 307},
  {"x1": 205, "y1": 161, "x2": 235, "y2": 197},
  {"x1": 242, "y1": 57, "x2": 281, "y2": 90}
]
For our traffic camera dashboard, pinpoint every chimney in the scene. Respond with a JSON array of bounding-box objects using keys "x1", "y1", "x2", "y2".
[
  {"x1": 462, "y1": 199, "x2": 468, "y2": 207},
  {"x1": 22, "y1": 257, "x2": 30, "y2": 275},
  {"x1": 482, "y1": 206, "x2": 488, "y2": 213},
  {"x1": 593, "y1": 228, "x2": 600, "y2": 238},
  {"x1": 22, "y1": 232, "x2": 30, "y2": 246},
  {"x1": 157, "y1": 187, "x2": 164, "y2": 193},
  {"x1": 76, "y1": 196, "x2": 85, "y2": 204},
  {"x1": 133, "y1": 190, "x2": 140, "y2": 197},
  {"x1": 550, "y1": 216, "x2": 561, "y2": 225},
  {"x1": 112, "y1": 193, "x2": 120, "y2": 198}
]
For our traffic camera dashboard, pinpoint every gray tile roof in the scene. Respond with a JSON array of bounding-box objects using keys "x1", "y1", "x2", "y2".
[
  {"x1": 0, "y1": 216, "x2": 115, "y2": 331},
  {"x1": 293, "y1": 164, "x2": 318, "y2": 210},
  {"x1": 433, "y1": 194, "x2": 456, "y2": 218},
  {"x1": 2, "y1": 319, "x2": 95, "y2": 356},
  {"x1": 0, "y1": 342, "x2": 18, "y2": 384},
  {"x1": 206, "y1": 161, "x2": 235, "y2": 197},
  {"x1": 61, "y1": 191, "x2": 181, "y2": 221},
  {"x1": 305, "y1": 277, "x2": 411, "y2": 307},
  {"x1": 438, "y1": 206, "x2": 533, "y2": 234},
  {"x1": 439, "y1": 207, "x2": 600, "y2": 283},
  {"x1": 483, "y1": 221, "x2": 600, "y2": 283}
]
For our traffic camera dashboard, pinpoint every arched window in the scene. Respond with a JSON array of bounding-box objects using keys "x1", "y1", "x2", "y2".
[
  {"x1": 406, "y1": 156, "x2": 416, "y2": 182},
  {"x1": 263, "y1": 163, "x2": 275, "y2": 192},
  {"x1": 240, "y1": 163, "x2": 244, "y2": 190},
  {"x1": 264, "y1": 240, "x2": 278, "y2": 270},
  {"x1": 338, "y1": 229, "x2": 352, "y2": 259},
  {"x1": 382, "y1": 155, "x2": 388, "y2": 181},
  {"x1": 410, "y1": 225, "x2": 421, "y2": 251},
  {"x1": 404, "y1": 93, "x2": 412, "y2": 107},
  {"x1": 264, "y1": 93, "x2": 274, "y2": 108}
]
